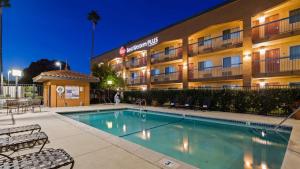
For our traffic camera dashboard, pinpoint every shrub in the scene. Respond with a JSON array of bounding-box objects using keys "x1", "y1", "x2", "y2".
[{"x1": 123, "y1": 88, "x2": 300, "y2": 117}]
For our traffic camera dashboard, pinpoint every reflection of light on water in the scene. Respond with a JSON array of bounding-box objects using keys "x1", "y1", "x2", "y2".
[
  {"x1": 141, "y1": 130, "x2": 151, "y2": 140},
  {"x1": 114, "y1": 111, "x2": 119, "y2": 119},
  {"x1": 183, "y1": 138, "x2": 189, "y2": 152},
  {"x1": 123, "y1": 124, "x2": 127, "y2": 132},
  {"x1": 244, "y1": 149, "x2": 253, "y2": 169},
  {"x1": 261, "y1": 163, "x2": 267, "y2": 169},
  {"x1": 261, "y1": 131, "x2": 265, "y2": 137},
  {"x1": 252, "y1": 137, "x2": 272, "y2": 145},
  {"x1": 106, "y1": 121, "x2": 113, "y2": 129}
]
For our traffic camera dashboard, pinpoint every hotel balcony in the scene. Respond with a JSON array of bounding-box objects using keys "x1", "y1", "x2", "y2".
[
  {"x1": 252, "y1": 56, "x2": 300, "y2": 78},
  {"x1": 126, "y1": 76, "x2": 146, "y2": 86},
  {"x1": 188, "y1": 64, "x2": 243, "y2": 81},
  {"x1": 111, "y1": 63, "x2": 123, "y2": 72},
  {"x1": 125, "y1": 57, "x2": 147, "y2": 69},
  {"x1": 150, "y1": 47, "x2": 182, "y2": 64},
  {"x1": 151, "y1": 71, "x2": 182, "y2": 84},
  {"x1": 188, "y1": 31, "x2": 243, "y2": 57},
  {"x1": 252, "y1": 16, "x2": 300, "y2": 43}
]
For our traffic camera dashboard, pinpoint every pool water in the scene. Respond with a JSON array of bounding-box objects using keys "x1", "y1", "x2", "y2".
[{"x1": 64, "y1": 109, "x2": 291, "y2": 169}]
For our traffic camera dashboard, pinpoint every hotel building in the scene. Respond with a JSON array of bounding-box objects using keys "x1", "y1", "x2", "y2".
[{"x1": 91, "y1": 0, "x2": 300, "y2": 90}]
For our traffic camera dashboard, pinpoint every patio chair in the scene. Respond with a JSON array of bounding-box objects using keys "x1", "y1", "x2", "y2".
[
  {"x1": 0, "y1": 124, "x2": 41, "y2": 137},
  {"x1": 0, "y1": 132, "x2": 48, "y2": 159},
  {"x1": 31, "y1": 99, "x2": 42, "y2": 112},
  {"x1": 0, "y1": 148, "x2": 74, "y2": 169},
  {"x1": 5, "y1": 100, "x2": 19, "y2": 114}
]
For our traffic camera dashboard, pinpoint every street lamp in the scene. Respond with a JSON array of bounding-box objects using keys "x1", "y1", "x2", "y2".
[
  {"x1": 55, "y1": 61, "x2": 62, "y2": 70},
  {"x1": 107, "y1": 80, "x2": 113, "y2": 102},
  {"x1": 12, "y1": 69, "x2": 22, "y2": 99}
]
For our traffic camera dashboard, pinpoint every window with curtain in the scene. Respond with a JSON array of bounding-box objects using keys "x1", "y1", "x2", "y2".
[
  {"x1": 290, "y1": 45, "x2": 300, "y2": 59},
  {"x1": 290, "y1": 8, "x2": 300, "y2": 24},
  {"x1": 230, "y1": 27, "x2": 240, "y2": 39},
  {"x1": 204, "y1": 35, "x2": 212, "y2": 46},
  {"x1": 198, "y1": 61, "x2": 213, "y2": 71}
]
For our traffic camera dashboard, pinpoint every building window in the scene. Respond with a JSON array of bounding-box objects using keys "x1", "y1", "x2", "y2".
[
  {"x1": 290, "y1": 45, "x2": 300, "y2": 59},
  {"x1": 165, "y1": 47, "x2": 170, "y2": 55},
  {"x1": 198, "y1": 61, "x2": 213, "y2": 71},
  {"x1": 151, "y1": 69, "x2": 160, "y2": 75},
  {"x1": 131, "y1": 72, "x2": 138, "y2": 79},
  {"x1": 204, "y1": 35, "x2": 212, "y2": 46},
  {"x1": 289, "y1": 8, "x2": 300, "y2": 24},
  {"x1": 198, "y1": 37, "x2": 204, "y2": 46},
  {"x1": 222, "y1": 29, "x2": 231, "y2": 40},
  {"x1": 230, "y1": 27, "x2": 240, "y2": 39},
  {"x1": 165, "y1": 66, "x2": 175, "y2": 74},
  {"x1": 131, "y1": 57, "x2": 137, "y2": 64},
  {"x1": 223, "y1": 56, "x2": 241, "y2": 68},
  {"x1": 222, "y1": 84, "x2": 239, "y2": 89}
]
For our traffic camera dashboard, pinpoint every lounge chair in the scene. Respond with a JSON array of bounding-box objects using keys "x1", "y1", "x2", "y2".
[
  {"x1": 0, "y1": 124, "x2": 41, "y2": 136},
  {"x1": 5, "y1": 100, "x2": 19, "y2": 114},
  {"x1": 0, "y1": 132, "x2": 48, "y2": 158},
  {"x1": 194, "y1": 98, "x2": 211, "y2": 111},
  {"x1": 0, "y1": 148, "x2": 74, "y2": 169}
]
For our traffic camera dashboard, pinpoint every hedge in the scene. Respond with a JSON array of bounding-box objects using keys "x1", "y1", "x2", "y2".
[{"x1": 123, "y1": 88, "x2": 300, "y2": 117}]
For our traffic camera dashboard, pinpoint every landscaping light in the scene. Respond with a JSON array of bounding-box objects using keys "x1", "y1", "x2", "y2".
[{"x1": 107, "y1": 80, "x2": 113, "y2": 85}]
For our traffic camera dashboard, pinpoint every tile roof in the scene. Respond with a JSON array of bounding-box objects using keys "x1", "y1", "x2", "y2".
[{"x1": 33, "y1": 70, "x2": 99, "y2": 83}]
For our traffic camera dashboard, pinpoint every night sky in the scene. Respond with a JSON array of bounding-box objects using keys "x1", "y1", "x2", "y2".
[{"x1": 4, "y1": 0, "x2": 227, "y2": 75}]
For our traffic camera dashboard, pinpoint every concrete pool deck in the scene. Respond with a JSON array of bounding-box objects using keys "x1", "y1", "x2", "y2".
[{"x1": 0, "y1": 104, "x2": 299, "y2": 169}]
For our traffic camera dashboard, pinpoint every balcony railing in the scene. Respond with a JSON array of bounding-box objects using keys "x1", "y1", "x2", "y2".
[
  {"x1": 188, "y1": 30, "x2": 243, "y2": 57},
  {"x1": 252, "y1": 16, "x2": 300, "y2": 43},
  {"x1": 125, "y1": 57, "x2": 147, "y2": 69},
  {"x1": 126, "y1": 76, "x2": 146, "y2": 85},
  {"x1": 111, "y1": 63, "x2": 123, "y2": 72},
  {"x1": 151, "y1": 47, "x2": 182, "y2": 64},
  {"x1": 151, "y1": 71, "x2": 182, "y2": 83},
  {"x1": 188, "y1": 63, "x2": 243, "y2": 80},
  {"x1": 252, "y1": 56, "x2": 300, "y2": 77}
]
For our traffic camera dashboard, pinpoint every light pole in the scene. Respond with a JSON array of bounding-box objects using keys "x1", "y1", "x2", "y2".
[
  {"x1": 12, "y1": 69, "x2": 22, "y2": 99},
  {"x1": 7, "y1": 70, "x2": 11, "y2": 85},
  {"x1": 55, "y1": 61, "x2": 62, "y2": 70},
  {"x1": 107, "y1": 80, "x2": 113, "y2": 102}
]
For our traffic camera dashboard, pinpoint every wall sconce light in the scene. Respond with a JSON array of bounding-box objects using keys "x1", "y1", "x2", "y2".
[
  {"x1": 258, "y1": 16, "x2": 265, "y2": 24},
  {"x1": 243, "y1": 52, "x2": 251, "y2": 61},
  {"x1": 259, "y1": 80, "x2": 266, "y2": 88},
  {"x1": 141, "y1": 86, "x2": 147, "y2": 91}
]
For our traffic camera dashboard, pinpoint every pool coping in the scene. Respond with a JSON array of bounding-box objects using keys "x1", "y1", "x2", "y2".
[{"x1": 55, "y1": 105, "x2": 300, "y2": 169}]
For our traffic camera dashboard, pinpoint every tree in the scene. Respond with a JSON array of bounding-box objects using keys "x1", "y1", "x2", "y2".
[
  {"x1": 20, "y1": 59, "x2": 70, "y2": 84},
  {"x1": 91, "y1": 63, "x2": 124, "y2": 90},
  {"x1": 87, "y1": 10, "x2": 100, "y2": 59},
  {"x1": 0, "y1": 0, "x2": 10, "y2": 95}
]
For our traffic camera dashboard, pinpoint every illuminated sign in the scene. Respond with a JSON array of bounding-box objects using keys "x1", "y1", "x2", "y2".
[
  {"x1": 122, "y1": 37, "x2": 158, "y2": 55},
  {"x1": 119, "y1": 46, "x2": 126, "y2": 56}
]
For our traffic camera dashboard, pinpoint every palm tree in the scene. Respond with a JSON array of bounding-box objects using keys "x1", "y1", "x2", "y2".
[
  {"x1": 0, "y1": 0, "x2": 10, "y2": 95},
  {"x1": 87, "y1": 10, "x2": 100, "y2": 60}
]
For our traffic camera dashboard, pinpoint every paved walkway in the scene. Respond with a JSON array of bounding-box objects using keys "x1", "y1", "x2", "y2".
[{"x1": 0, "y1": 104, "x2": 299, "y2": 169}]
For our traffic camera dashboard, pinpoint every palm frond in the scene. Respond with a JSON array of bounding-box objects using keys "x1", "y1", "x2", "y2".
[
  {"x1": 88, "y1": 10, "x2": 101, "y2": 25},
  {"x1": 0, "y1": 0, "x2": 10, "y2": 7}
]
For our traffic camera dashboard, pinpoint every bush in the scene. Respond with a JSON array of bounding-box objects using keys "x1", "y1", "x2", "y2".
[{"x1": 123, "y1": 88, "x2": 300, "y2": 117}]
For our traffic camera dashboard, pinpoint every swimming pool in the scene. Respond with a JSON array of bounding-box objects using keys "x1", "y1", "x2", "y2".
[{"x1": 62, "y1": 109, "x2": 291, "y2": 169}]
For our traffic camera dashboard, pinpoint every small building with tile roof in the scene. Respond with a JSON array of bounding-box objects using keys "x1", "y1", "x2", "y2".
[{"x1": 33, "y1": 69, "x2": 99, "y2": 107}]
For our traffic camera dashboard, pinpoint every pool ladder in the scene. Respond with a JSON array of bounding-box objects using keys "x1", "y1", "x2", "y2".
[
  {"x1": 274, "y1": 106, "x2": 300, "y2": 130},
  {"x1": 136, "y1": 99, "x2": 147, "y2": 111}
]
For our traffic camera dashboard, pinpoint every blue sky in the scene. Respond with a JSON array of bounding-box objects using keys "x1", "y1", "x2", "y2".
[{"x1": 4, "y1": 0, "x2": 227, "y2": 74}]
